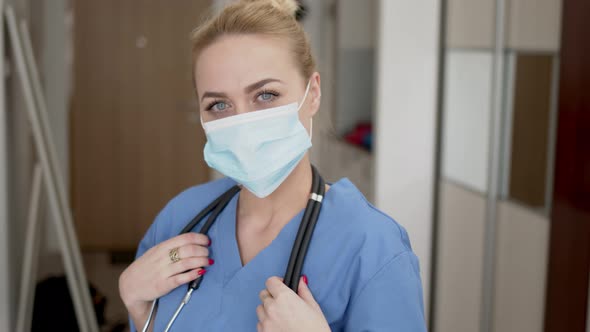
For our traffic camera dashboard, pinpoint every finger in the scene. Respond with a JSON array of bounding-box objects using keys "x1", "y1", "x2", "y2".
[
  {"x1": 161, "y1": 233, "x2": 209, "y2": 251},
  {"x1": 160, "y1": 268, "x2": 202, "y2": 293},
  {"x1": 262, "y1": 293, "x2": 274, "y2": 310},
  {"x1": 259, "y1": 289, "x2": 272, "y2": 303},
  {"x1": 259, "y1": 287, "x2": 275, "y2": 309},
  {"x1": 177, "y1": 244, "x2": 209, "y2": 260},
  {"x1": 168, "y1": 257, "x2": 211, "y2": 275},
  {"x1": 256, "y1": 304, "x2": 267, "y2": 322},
  {"x1": 298, "y1": 276, "x2": 320, "y2": 309},
  {"x1": 265, "y1": 276, "x2": 290, "y2": 298}
]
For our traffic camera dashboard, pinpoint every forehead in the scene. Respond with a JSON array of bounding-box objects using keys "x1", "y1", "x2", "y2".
[{"x1": 195, "y1": 34, "x2": 299, "y2": 93}]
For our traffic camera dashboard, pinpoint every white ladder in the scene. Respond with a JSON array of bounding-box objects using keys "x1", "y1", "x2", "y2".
[{"x1": 4, "y1": 5, "x2": 100, "y2": 332}]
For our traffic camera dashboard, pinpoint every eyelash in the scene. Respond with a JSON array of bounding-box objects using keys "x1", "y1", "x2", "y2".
[{"x1": 257, "y1": 89, "x2": 280, "y2": 101}]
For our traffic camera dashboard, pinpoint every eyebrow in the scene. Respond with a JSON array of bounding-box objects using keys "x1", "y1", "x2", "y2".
[
  {"x1": 244, "y1": 78, "x2": 283, "y2": 94},
  {"x1": 200, "y1": 78, "x2": 284, "y2": 102},
  {"x1": 200, "y1": 91, "x2": 227, "y2": 102}
]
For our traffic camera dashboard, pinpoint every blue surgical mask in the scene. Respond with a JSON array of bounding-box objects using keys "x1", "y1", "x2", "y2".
[{"x1": 202, "y1": 81, "x2": 312, "y2": 198}]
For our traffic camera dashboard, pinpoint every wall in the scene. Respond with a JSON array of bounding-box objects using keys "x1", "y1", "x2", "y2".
[
  {"x1": 493, "y1": 200, "x2": 549, "y2": 332},
  {"x1": 334, "y1": 0, "x2": 374, "y2": 136},
  {"x1": 435, "y1": 181, "x2": 550, "y2": 332},
  {"x1": 374, "y1": 0, "x2": 441, "y2": 317},
  {"x1": 442, "y1": 50, "x2": 493, "y2": 193},
  {"x1": 435, "y1": 182, "x2": 486, "y2": 332}
]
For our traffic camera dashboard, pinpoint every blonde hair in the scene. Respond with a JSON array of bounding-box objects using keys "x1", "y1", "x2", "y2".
[{"x1": 190, "y1": 0, "x2": 316, "y2": 83}]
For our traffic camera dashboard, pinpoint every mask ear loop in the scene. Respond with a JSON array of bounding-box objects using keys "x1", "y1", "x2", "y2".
[
  {"x1": 297, "y1": 80, "x2": 312, "y2": 112},
  {"x1": 298, "y1": 80, "x2": 313, "y2": 140}
]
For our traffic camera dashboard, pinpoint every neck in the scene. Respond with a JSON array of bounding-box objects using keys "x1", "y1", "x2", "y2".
[{"x1": 237, "y1": 155, "x2": 312, "y2": 228}]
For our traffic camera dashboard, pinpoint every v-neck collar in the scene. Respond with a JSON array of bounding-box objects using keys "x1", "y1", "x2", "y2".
[
  {"x1": 214, "y1": 179, "x2": 346, "y2": 287},
  {"x1": 216, "y1": 192, "x2": 305, "y2": 286}
]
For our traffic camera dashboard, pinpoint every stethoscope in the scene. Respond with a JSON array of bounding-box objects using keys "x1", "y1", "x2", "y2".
[{"x1": 141, "y1": 165, "x2": 325, "y2": 332}]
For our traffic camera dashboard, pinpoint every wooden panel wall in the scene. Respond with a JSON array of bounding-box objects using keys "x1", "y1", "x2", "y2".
[{"x1": 71, "y1": 1, "x2": 212, "y2": 249}]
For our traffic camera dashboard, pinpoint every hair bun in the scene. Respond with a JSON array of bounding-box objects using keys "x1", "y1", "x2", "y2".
[{"x1": 243, "y1": 0, "x2": 299, "y2": 18}]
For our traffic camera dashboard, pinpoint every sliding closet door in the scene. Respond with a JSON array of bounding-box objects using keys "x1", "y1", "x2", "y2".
[{"x1": 433, "y1": 0, "x2": 562, "y2": 331}]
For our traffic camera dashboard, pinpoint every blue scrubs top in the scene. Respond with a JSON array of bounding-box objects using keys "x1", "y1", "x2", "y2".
[{"x1": 130, "y1": 177, "x2": 427, "y2": 331}]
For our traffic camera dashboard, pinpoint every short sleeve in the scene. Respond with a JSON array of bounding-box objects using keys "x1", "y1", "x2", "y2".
[
  {"x1": 344, "y1": 251, "x2": 427, "y2": 332},
  {"x1": 128, "y1": 205, "x2": 172, "y2": 332}
]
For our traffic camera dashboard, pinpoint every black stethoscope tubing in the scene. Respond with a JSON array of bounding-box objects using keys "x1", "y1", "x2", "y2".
[
  {"x1": 284, "y1": 165, "x2": 324, "y2": 290},
  {"x1": 142, "y1": 165, "x2": 324, "y2": 332},
  {"x1": 184, "y1": 184, "x2": 241, "y2": 293}
]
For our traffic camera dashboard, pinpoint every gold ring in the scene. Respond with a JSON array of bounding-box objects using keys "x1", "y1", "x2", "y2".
[{"x1": 169, "y1": 247, "x2": 181, "y2": 263}]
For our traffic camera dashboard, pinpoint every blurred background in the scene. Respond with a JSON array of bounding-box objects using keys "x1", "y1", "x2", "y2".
[{"x1": 1, "y1": 0, "x2": 588, "y2": 331}]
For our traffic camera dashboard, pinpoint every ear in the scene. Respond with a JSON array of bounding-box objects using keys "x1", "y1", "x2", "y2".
[{"x1": 308, "y1": 72, "x2": 322, "y2": 117}]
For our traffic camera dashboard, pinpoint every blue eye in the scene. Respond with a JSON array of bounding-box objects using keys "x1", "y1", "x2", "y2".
[
  {"x1": 206, "y1": 100, "x2": 229, "y2": 112},
  {"x1": 260, "y1": 93, "x2": 273, "y2": 101},
  {"x1": 213, "y1": 102, "x2": 227, "y2": 111},
  {"x1": 257, "y1": 90, "x2": 279, "y2": 103}
]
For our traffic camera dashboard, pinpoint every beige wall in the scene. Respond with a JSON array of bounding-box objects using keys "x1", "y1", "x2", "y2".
[
  {"x1": 435, "y1": 181, "x2": 486, "y2": 332},
  {"x1": 447, "y1": 0, "x2": 562, "y2": 51},
  {"x1": 446, "y1": 0, "x2": 495, "y2": 49},
  {"x1": 434, "y1": 180, "x2": 550, "y2": 332},
  {"x1": 505, "y1": 0, "x2": 562, "y2": 51},
  {"x1": 493, "y1": 201, "x2": 549, "y2": 332}
]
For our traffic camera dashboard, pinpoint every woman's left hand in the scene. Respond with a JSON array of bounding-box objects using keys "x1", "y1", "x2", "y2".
[{"x1": 256, "y1": 276, "x2": 331, "y2": 332}]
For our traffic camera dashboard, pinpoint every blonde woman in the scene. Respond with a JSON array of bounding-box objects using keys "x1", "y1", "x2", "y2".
[{"x1": 119, "y1": 0, "x2": 427, "y2": 331}]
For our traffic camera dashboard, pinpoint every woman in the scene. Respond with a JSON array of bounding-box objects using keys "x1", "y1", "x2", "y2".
[{"x1": 119, "y1": 0, "x2": 427, "y2": 331}]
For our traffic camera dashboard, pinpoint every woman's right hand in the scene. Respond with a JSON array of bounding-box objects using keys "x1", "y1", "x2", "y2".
[{"x1": 118, "y1": 233, "x2": 213, "y2": 326}]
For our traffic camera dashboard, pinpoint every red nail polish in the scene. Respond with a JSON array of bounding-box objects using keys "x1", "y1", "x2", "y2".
[
  {"x1": 303, "y1": 275, "x2": 308, "y2": 285},
  {"x1": 198, "y1": 269, "x2": 207, "y2": 276},
  {"x1": 208, "y1": 238, "x2": 212, "y2": 246},
  {"x1": 209, "y1": 258, "x2": 215, "y2": 265}
]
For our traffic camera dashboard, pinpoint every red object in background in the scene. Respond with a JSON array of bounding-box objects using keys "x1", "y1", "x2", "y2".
[{"x1": 344, "y1": 123, "x2": 372, "y2": 146}]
